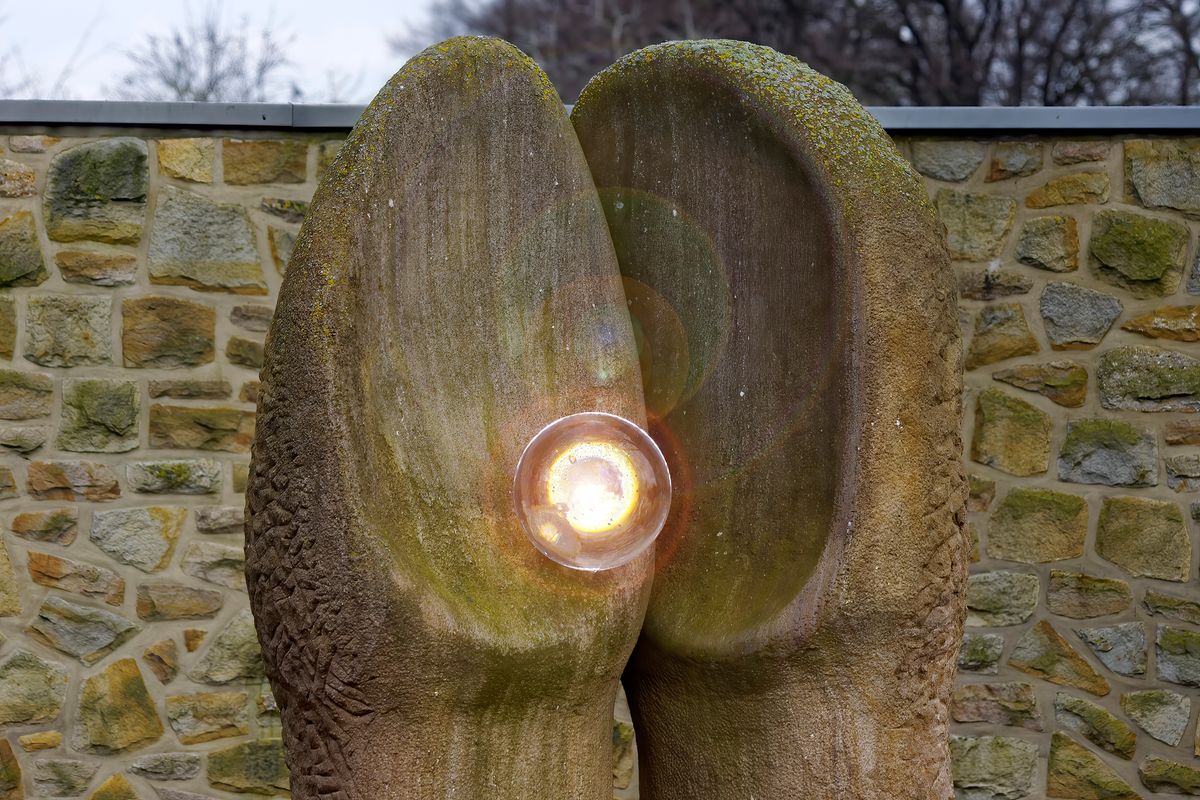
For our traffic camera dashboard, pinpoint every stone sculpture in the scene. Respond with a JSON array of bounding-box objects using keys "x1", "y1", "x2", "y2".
[{"x1": 247, "y1": 35, "x2": 965, "y2": 800}]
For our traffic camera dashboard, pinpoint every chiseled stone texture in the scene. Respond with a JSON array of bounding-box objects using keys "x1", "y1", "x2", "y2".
[
  {"x1": 222, "y1": 139, "x2": 307, "y2": 185},
  {"x1": 90, "y1": 506, "x2": 186, "y2": 573},
  {"x1": 966, "y1": 571, "x2": 1039, "y2": 627},
  {"x1": 1047, "y1": 732, "x2": 1140, "y2": 799},
  {"x1": 57, "y1": 378, "x2": 139, "y2": 453},
  {"x1": 1056, "y1": 418, "x2": 1157, "y2": 487},
  {"x1": 0, "y1": 209, "x2": 48, "y2": 286},
  {"x1": 1121, "y1": 689, "x2": 1190, "y2": 746},
  {"x1": 1098, "y1": 344, "x2": 1200, "y2": 412},
  {"x1": 1009, "y1": 620, "x2": 1110, "y2": 696},
  {"x1": 127, "y1": 458, "x2": 221, "y2": 494},
  {"x1": 24, "y1": 295, "x2": 111, "y2": 367},
  {"x1": 26, "y1": 595, "x2": 139, "y2": 665},
  {"x1": 1039, "y1": 282, "x2": 1121, "y2": 349},
  {"x1": 1054, "y1": 692, "x2": 1136, "y2": 759},
  {"x1": 965, "y1": 303, "x2": 1040, "y2": 369},
  {"x1": 0, "y1": 649, "x2": 68, "y2": 724},
  {"x1": 951, "y1": 682, "x2": 1043, "y2": 730},
  {"x1": 43, "y1": 138, "x2": 148, "y2": 243},
  {"x1": 987, "y1": 487, "x2": 1086, "y2": 563},
  {"x1": 73, "y1": 658, "x2": 163, "y2": 753},
  {"x1": 1075, "y1": 622, "x2": 1147, "y2": 677},
  {"x1": 1096, "y1": 495, "x2": 1190, "y2": 581},
  {"x1": 949, "y1": 735, "x2": 1037, "y2": 800},
  {"x1": 122, "y1": 296, "x2": 216, "y2": 368},
  {"x1": 971, "y1": 389, "x2": 1051, "y2": 476},
  {"x1": 912, "y1": 140, "x2": 986, "y2": 182},
  {"x1": 1047, "y1": 570, "x2": 1131, "y2": 619},
  {"x1": 936, "y1": 189, "x2": 1016, "y2": 261},
  {"x1": 156, "y1": 138, "x2": 215, "y2": 183},
  {"x1": 148, "y1": 185, "x2": 267, "y2": 294},
  {"x1": 1016, "y1": 214, "x2": 1078, "y2": 272}
]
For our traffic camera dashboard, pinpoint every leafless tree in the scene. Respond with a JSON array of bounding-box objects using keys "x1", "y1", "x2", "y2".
[
  {"x1": 111, "y1": 4, "x2": 296, "y2": 102},
  {"x1": 397, "y1": 0, "x2": 1200, "y2": 104}
]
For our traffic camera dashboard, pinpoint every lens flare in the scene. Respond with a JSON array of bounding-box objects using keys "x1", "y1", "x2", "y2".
[{"x1": 514, "y1": 412, "x2": 671, "y2": 571}]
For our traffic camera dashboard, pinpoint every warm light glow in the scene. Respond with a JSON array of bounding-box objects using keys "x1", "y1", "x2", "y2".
[{"x1": 514, "y1": 412, "x2": 671, "y2": 571}]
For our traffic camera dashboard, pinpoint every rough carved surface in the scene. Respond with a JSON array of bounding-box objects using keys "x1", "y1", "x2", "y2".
[
  {"x1": 573, "y1": 40, "x2": 965, "y2": 800},
  {"x1": 247, "y1": 37, "x2": 649, "y2": 800}
]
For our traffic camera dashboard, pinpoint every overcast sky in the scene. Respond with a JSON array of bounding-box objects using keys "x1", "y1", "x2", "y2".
[{"x1": 4, "y1": 0, "x2": 435, "y2": 102}]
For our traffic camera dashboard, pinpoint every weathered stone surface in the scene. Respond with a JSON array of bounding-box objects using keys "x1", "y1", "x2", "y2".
[
  {"x1": 1057, "y1": 419, "x2": 1157, "y2": 486},
  {"x1": 1040, "y1": 283, "x2": 1121, "y2": 350},
  {"x1": 136, "y1": 583, "x2": 223, "y2": 620},
  {"x1": 129, "y1": 752, "x2": 202, "y2": 781},
  {"x1": 57, "y1": 379, "x2": 139, "y2": 453},
  {"x1": 0, "y1": 739, "x2": 19, "y2": 800},
  {"x1": 1165, "y1": 453, "x2": 1200, "y2": 492},
  {"x1": 44, "y1": 138, "x2": 148, "y2": 243},
  {"x1": 55, "y1": 250, "x2": 137, "y2": 286},
  {"x1": 231, "y1": 463, "x2": 248, "y2": 493},
  {"x1": 1047, "y1": 571, "x2": 1132, "y2": 619},
  {"x1": 0, "y1": 210, "x2": 46, "y2": 287},
  {"x1": 239, "y1": 381, "x2": 260, "y2": 404},
  {"x1": 9, "y1": 135, "x2": 59, "y2": 153},
  {"x1": 1076, "y1": 622, "x2": 1146, "y2": 677},
  {"x1": 0, "y1": 296, "x2": 13, "y2": 359},
  {"x1": 18, "y1": 730, "x2": 60, "y2": 751},
  {"x1": 26, "y1": 460, "x2": 120, "y2": 502},
  {"x1": 267, "y1": 226, "x2": 294, "y2": 274},
  {"x1": 32, "y1": 759, "x2": 99, "y2": 797},
  {"x1": 74, "y1": 658, "x2": 162, "y2": 754},
  {"x1": 148, "y1": 186, "x2": 266, "y2": 294},
  {"x1": 949, "y1": 735, "x2": 1037, "y2": 800},
  {"x1": 1055, "y1": 693, "x2": 1136, "y2": 759},
  {"x1": 0, "y1": 425, "x2": 46, "y2": 453},
  {"x1": 1054, "y1": 141, "x2": 1109, "y2": 165},
  {"x1": 988, "y1": 488, "x2": 1087, "y2": 563},
  {"x1": 194, "y1": 505, "x2": 244, "y2": 534},
  {"x1": 1098, "y1": 345, "x2": 1200, "y2": 412},
  {"x1": 127, "y1": 459, "x2": 221, "y2": 494},
  {"x1": 994, "y1": 361, "x2": 1086, "y2": 407},
  {"x1": 1144, "y1": 589, "x2": 1200, "y2": 625},
  {"x1": 206, "y1": 739, "x2": 289, "y2": 796},
  {"x1": 0, "y1": 649, "x2": 67, "y2": 724},
  {"x1": 166, "y1": 691, "x2": 249, "y2": 744},
  {"x1": 157, "y1": 138, "x2": 214, "y2": 183},
  {"x1": 148, "y1": 379, "x2": 230, "y2": 400},
  {"x1": 958, "y1": 268, "x2": 1032, "y2": 301},
  {"x1": 27, "y1": 595, "x2": 139, "y2": 664},
  {"x1": 0, "y1": 540, "x2": 17, "y2": 616},
  {"x1": 225, "y1": 337, "x2": 264, "y2": 369},
  {"x1": 1157, "y1": 625, "x2": 1200, "y2": 687},
  {"x1": 183, "y1": 629, "x2": 206, "y2": 652},
  {"x1": 0, "y1": 157, "x2": 35, "y2": 197},
  {"x1": 960, "y1": 633, "x2": 1008, "y2": 676},
  {"x1": 259, "y1": 197, "x2": 308, "y2": 223},
  {"x1": 24, "y1": 295, "x2": 111, "y2": 367},
  {"x1": 27, "y1": 552, "x2": 123, "y2": 606},
  {"x1": 317, "y1": 139, "x2": 342, "y2": 176},
  {"x1": 613, "y1": 719, "x2": 635, "y2": 790},
  {"x1": 90, "y1": 506, "x2": 186, "y2": 573},
  {"x1": 968, "y1": 474, "x2": 995, "y2": 512},
  {"x1": 1090, "y1": 209, "x2": 1188, "y2": 297},
  {"x1": 1122, "y1": 689, "x2": 1190, "y2": 746},
  {"x1": 149, "y1": 405, "x2": 254, "y2": 453},
  {"x1": 143, "y1": 638, "x2": 178, "y2": 684},
  {"x1": 189, "y1": 610, "x2": 264, "y2": 684},
  {"x1": 0, "y1": 467, "x2": 17, "y2": 501},
  {"x1": 966, "y1": 571, "x2": 1039, "y2": 627},
  {"x1": 989, "y1": 142, "x2": 1043, "y2": 181},
  {"x1": 912, "y1": 140, "x2": 986, "y2": 182},
  {"x1": 122, "y1": 296, "x2": 215, "y2": 368},
  {"x1": 1096, "y1": 496, "x2": 1190, "y2": 581},
  {"x1": 156, "y1": 791, "x2": 213, "y2": 800},
  {"x1": 1124, "y1": 304, "x2": 1200, "y2": 341},
  {"x1": 1010, "y1": 621, "x2": 1110, "y2": 695},
  {"x1": 971, "y1": 389, "x2": 1051, "y2": 476},
  {"x1": 1027, "y1": 172, "x2": 1110, "y2": 208},
  {"x1": 1125, "y1": 139, "x2": 1200, "y2": 215},
  {"x1": 1140, "y1": 756, "x2": 1200, "y2": 795},
  {"x1": 965, "y1": 304, "x2": 1040, "y2": 369},
  {"x1": 222, "y1": 139, "x2": 306, "y2": 185},
  {"x1": 1016, "y1": 215, "x2": 1078, "y2": 272},
  {"x1": 937, "y1": 190, "x2": 1016, "y2": 261},
  {"x1": 0, "y1": 370, "x2": 52, "y2": 420},
  {"x1": 1048, "y1": 732, "x2": 1140, "y2": 799},
  {"x1": 951, "y1": 683, "x2": 1042, "y2": 730},
  {"x1": 180, "y1": 542, "x2": 243, "y2": 592},
  {"x1": 231, "y1": 304, "x2": 273, "y2": 332},
  {"x1": 90, "y1": 773, "x2": 137, "y2": 800}
]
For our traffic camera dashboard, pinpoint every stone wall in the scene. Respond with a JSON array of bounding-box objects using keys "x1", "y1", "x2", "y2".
[{"x1": 0, "y1": 124, "x2": 1194, "y2": 800}]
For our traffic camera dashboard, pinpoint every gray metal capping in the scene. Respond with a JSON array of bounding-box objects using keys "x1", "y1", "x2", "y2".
[{"x1": 0, "y1": 99, "x2": 1198, "y2": 132}]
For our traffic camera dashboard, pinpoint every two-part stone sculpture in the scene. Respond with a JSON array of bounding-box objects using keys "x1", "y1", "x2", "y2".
[{"x1": 245, "y1": 35, "x2": 968, "y2": 800}]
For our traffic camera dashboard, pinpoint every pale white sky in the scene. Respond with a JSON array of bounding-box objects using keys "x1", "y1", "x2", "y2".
[{"x1": 3, "y1": 0, "x2": 435, "y2": 102}]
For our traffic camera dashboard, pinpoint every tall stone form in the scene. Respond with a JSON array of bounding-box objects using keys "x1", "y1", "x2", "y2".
[
  {"x1": 572, "y1": 41, "x2": 966, "y2": 799},
  {"x1": 246, "y1": 38, "x2": 649, "y2": 800}
]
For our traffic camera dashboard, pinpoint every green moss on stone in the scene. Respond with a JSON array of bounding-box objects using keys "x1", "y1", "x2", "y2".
[
  {"x1": 1140, "y1": 756, "x2": 1200, "y2": 794},
  {"x1": 1091, "y1": 209, "x2": 1188, "y2": 296}
]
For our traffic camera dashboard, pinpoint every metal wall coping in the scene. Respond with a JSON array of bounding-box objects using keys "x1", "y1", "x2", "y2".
[{"x1": 0, "y1": 99, "x2": 1197, "y2": 133}]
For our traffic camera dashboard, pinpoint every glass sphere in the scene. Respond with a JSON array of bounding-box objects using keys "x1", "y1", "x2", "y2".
[{"x1": 514, "y1": 412, "x2": 671, "y2": 571}]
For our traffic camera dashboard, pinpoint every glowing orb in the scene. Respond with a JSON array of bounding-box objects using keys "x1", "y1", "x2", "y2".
[{"x1": 514, "y1": 412, "x2": 671, "y2": 571}]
